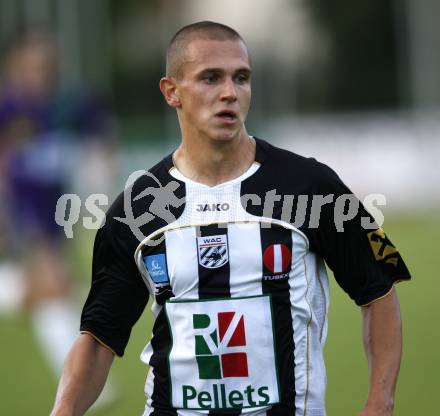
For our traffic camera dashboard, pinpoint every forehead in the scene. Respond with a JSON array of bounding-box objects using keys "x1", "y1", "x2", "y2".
[
  {"x1": 181, "y1": 38, "x2": 250, "y2": 75},
  {"x1": 15, "y1": 40, "x2": 56, "y2": 63}
]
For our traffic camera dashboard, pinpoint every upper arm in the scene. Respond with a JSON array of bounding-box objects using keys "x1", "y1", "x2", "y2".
[
  {"x1": 307, "y1": 164, "x2": 411, "y2": 306},
  {"x1": 361, "y1": 287, "x2": 401, "y2": 320},
  {"x1": 80, "y1": 193, "x2": 149, "y2": 357},
  {"x1": 77, "y1": 332, "x2": 115, "y2": 367}
]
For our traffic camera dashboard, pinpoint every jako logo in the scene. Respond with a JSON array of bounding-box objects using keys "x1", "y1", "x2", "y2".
[
  {"x1": 193, "y1": 311, "x2": 248, "y2": 379},
  {"x1": 196, "y1": 203, "x2": 230, "y2": 212}
]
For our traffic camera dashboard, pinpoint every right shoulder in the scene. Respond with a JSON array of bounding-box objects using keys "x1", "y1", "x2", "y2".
[{"x1": 104, "y1": 155, "x2": 186, "y2": 247}]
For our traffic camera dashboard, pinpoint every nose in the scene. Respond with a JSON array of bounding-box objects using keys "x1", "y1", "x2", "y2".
[{"x1": 220, "y1": 77, "x2": 237, "y2": 102}]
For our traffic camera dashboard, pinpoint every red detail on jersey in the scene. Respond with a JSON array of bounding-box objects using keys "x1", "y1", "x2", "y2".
[
  {"x1": 263, "y1": 245, "x2": 275, "y2": 272},
  {"x1": 218, "y1": 312, "x2": 234, "y2": 342},
  {"x1": 217, "y1": 313, "x2": 248, "y2": 377},
  {"x1": 263, "y1": 244, "x2": 292, "y2": 274},
  {"x1": 221, "y1": 352, "x2": 249, "y2": 377},
  {"x1": 218, "y1": 312, "x2": 246, "y2": 346},
  {"x1": 227, "y1": 315, "x2": 246, "y2": 347}
]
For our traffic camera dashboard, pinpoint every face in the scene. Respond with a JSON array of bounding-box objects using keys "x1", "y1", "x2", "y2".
[
  {"x1": 165, "y1": 38, "x2": 252, "y2": 142},
  {"x1": 8, "y1": 36, "x2": 57, "y2": 97}
]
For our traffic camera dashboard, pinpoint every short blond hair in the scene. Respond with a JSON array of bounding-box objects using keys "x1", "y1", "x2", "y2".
[{"x1": 166, "y1": 21, "x2": 247, "y2": 79}]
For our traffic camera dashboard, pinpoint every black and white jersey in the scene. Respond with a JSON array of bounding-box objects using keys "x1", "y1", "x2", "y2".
[{"x1": 81, "y1": 138, "x2": 410, "y2": 416}]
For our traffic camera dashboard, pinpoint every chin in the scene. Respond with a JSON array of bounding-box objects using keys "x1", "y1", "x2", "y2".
[
  {"x1": 210, "y1": 128, "x2": 242, "y2": 143},
  {"x1": 214, "y1": 134, "x2": 236, "y2": 142}
]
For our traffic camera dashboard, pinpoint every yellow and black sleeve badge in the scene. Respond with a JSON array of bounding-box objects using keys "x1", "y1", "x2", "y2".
[{"x1": 367, "y1": 228, "x2": 411, "y2": 279}]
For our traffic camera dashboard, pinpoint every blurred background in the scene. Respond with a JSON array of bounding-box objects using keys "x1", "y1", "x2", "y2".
[{"x1": 0, "y1": 0, "x2": 438, "y2": 415}]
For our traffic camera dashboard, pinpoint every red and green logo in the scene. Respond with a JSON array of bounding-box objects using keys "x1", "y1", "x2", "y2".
[{"x1": 193, "y1": 312, "x2": 248, "y2": 379}]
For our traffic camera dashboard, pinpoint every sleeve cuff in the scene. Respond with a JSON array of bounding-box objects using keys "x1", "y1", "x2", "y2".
[
  {"x1": 357, "y1": 277, "x2": 410, "y2": 307},
  {"x1": 80, "y1": 329, "x2": 121, "y2": 357}
]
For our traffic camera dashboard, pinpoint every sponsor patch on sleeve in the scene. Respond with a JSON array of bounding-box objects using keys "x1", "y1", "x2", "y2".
[{"x1": 144, "y1": 254, "x2": 169, "y2": 283}]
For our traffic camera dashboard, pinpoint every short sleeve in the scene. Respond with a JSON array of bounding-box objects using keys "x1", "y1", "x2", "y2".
[
  {"x1": 80, "y1": 193, "x2": 149, "y2": 356},
  {"x1": 306, "y1": 163, "x2": 411, "y2": 306}
]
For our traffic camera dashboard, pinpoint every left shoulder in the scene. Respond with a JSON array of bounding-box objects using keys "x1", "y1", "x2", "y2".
[{"x1": 252, "y1": 137, "x2": 347, "y2": 195}]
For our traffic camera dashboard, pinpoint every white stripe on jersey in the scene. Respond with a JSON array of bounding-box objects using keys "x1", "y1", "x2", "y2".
[
  {"x1": 289, "y1": 232, "x2": 328, "y2": 416},
  {"x1": 273, "y1": 244, "x2": 282, "y2": 273},
  {"x1": 228, "y1": 222, "x2": 263, "y2": 297},
  {"x1": 143, "y1": 368, "x2": 154, "y2": 415},
  {"x1": 165, "y1": 227, "x2": 199, "y2": 299},
  {"x1": 299, "y1": 253, "x2": 328, "y2": 416},
  {"x1": 288, "y1": 232, "x2": 314, "y2": 416}
]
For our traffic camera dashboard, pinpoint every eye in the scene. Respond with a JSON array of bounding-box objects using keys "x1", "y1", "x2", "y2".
[
  {"x1": 202, "y1": 73, "x2": 219, "y2": 84},
  {"x1": 235, "y1": 72, "x2": 250, "y2": 84}
]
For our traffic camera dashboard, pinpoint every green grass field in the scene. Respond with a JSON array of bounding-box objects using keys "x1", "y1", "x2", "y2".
[{"x1": 1, "y1": 213, "x2": 437, "y2": 415}]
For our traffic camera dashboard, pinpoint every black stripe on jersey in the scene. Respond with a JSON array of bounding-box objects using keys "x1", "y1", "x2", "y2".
[
  {"x1": 153, "y1": 234, "x2": 175, "y2": 305},
  {"x1": 148, "y1": 234, "x2": 177, "y2": 415},
  {"x1": 149, "y1": 309, "x2": 178, "y2": 416},
  {"x1": 197, "y1": 224, "x2": 241, "y2": 416},
  {"x1": 198, "y1": 224, "x2": 231, "y2": 299},
  {"x1": 260, "y1": 224, "x2": 296, "y2": 415}
]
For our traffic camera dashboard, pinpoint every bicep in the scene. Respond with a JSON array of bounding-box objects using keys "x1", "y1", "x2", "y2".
[
  {"x1": 305, "y1": 164, "x2": 411, "y2": 306},
  {"x1": 311, "y1": 202, "x2": 410, "y2": 305},
  {"x1": 80, "y1": 268, "x2": 149, "y2": 357},
  {"x1": 63, "y1": 333, "x2": 114, "y2": 377},
  {"x1": 361, "y1": 287, "x2": 402, "y2": 354},
  {"x1": 80, "y1": 214, "x2": 149, "y2": 357},
  {"x1": 78, "y1": 332, "x2": 115, "y2": 367},
  {"x1": 52, "y1": 333, "x2": 115, "y2": 415},
  {"x1": 361, "y1": 287, "x2": 401, "y2": 326}
]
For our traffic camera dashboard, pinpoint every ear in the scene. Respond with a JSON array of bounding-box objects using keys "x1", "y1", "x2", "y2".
[{"x1": 159, "y1": 77, "x2": 181, "y2": 108}]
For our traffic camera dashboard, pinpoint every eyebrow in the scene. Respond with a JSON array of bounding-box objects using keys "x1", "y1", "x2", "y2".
[{"x1": 196, "y1": 67, "x2": 252, "y2": 76}]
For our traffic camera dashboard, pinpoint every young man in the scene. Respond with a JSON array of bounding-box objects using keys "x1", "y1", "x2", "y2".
[{"x1": 51, "y1": 22, "x2": 410, "y2": 416}]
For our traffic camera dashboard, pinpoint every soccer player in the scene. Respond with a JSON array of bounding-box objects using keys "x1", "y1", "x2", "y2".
[
  {"x1": 0, "y1": 30, "x2": 116, "y2": 408},
  {"x1": 0, "y1": 31, "x2": 80, "y2": 376},
  {"x1": 51, "y1": 21, "x2": 410, "y2": 416}
]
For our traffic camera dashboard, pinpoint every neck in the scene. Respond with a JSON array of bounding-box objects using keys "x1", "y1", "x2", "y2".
[{"x1": 173, "y1": 130, "x2": 256, "y2": 186}]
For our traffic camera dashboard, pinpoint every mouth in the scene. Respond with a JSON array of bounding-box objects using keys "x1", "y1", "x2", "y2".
[{"x1": 215, "y1": 110, "x2": 238, "y2": 123}]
